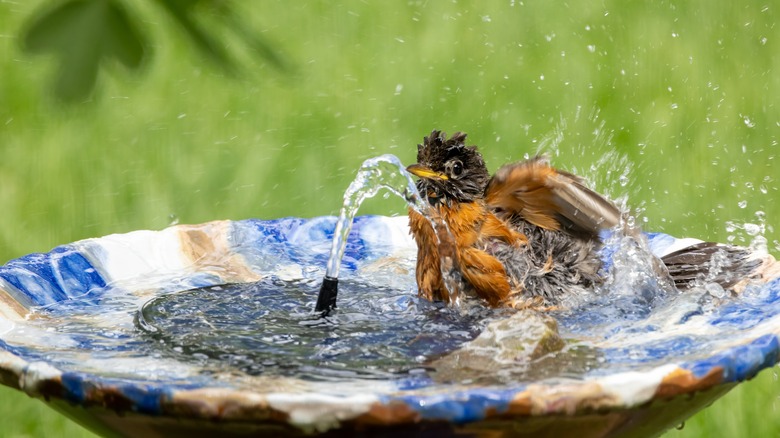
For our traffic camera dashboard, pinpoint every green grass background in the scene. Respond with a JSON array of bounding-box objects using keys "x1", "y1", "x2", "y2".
[{"x1": 1, "y1": 1, "x2": 779, "y2": 436}]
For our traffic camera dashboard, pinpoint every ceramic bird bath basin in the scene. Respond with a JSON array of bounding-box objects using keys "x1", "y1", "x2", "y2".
[{"x1": 0, "y1": 215, "x2": 779, "y2": 438}]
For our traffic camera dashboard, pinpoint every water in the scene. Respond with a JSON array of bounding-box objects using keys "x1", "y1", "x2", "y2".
[
  {"x1": 135, "y1": 279, "x2": 612, "y2": 384},
  {"x1": 318, "y1": 154, "x2": 463, "y2": 309},
  {"x1": 137, "y1": 278, "x2": 498, "y2": 381},
  {"x1": 324, "y1": 154, "x2": 427, "y2": 278}
]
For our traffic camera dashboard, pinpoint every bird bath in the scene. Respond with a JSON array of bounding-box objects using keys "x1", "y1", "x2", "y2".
[{"x1": 0, "y1": 215, "x2": 779, "y2": 437}]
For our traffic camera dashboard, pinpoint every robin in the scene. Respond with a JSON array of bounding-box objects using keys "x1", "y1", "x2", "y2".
[{"x1": 406, "y1": 130, "x2": 758, "y2": 308}]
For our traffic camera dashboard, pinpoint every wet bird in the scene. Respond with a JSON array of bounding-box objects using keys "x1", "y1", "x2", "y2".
[{"x1": 406, "y1": 130, "x2": 759, "y2": 308}]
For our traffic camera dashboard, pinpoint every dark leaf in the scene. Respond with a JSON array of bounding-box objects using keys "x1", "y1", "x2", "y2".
[
  {"x1": 155, "y1": 0, "x2": 237, "y2": 73},
  {"x1": 156, "y1": 0, "x2": 290, "y2": 74},
  {"x1": 223, "y1": 7, "x2": 291, "y2": 73},
  {"x1": 21, "y1": 0, "x2": 146, "y2": 101}
]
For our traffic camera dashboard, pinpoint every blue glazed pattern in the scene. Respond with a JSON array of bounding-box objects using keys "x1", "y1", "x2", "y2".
[
  {"x1": 0, "y1": 246, "x2": 106, "y2": 307},
  {"x1": 0, "y1": 216, "x2": 778, "y2": 432}
]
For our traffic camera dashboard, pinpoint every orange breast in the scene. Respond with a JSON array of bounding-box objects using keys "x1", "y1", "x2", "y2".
[{"x1": 408, "y1": 202, "x2": 526, "y2": 306}]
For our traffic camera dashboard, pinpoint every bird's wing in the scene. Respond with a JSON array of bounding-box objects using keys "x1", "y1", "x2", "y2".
[{"x1": 485, "y1": 156, "x2": 622, "y2": 239}]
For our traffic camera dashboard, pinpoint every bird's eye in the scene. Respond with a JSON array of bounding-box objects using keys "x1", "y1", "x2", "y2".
[{"x1": 449, "y1": 160, "x2": 463, "y2": 177}]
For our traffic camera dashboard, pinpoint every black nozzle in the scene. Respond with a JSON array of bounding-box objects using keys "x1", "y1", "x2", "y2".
[{"x1": 314, "y1": 276, "x2": 339, "y2": 315}]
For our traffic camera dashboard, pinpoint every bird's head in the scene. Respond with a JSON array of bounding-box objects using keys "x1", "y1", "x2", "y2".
[{"x1": 407, "y1": 130, "x2": 490, "y2": 205}]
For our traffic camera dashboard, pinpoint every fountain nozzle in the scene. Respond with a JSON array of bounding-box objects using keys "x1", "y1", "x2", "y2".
[{"x1": 315, "y1": 276, "x2": 339, "y2": 315}]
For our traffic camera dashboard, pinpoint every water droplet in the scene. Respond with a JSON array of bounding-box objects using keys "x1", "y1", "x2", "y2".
[
  {"x1": 743, "y1": 116, "x2": 756, "y2": 128},
  {"x1": 738, "y1": 200, "x2": 748, "y2": 209},
  {"x1": 394, "y1": 84, "x2": 404, "y2": 95},
  {"x1": 168, "y1": 214, "x2": 179, "y2": 226},
  {"x1": 751, "y1": 235, "x2": 769, "y2": 254},
  {"x1": 707, "y1": 282, "x2": 728, "y2": 298},
  {"x1": 587, "y1": 45, "x2": 596, "y2": 53},
  {"x1": 482, "y1": 15, "x2": 492, "y2": 22},
  {"x1": 744, "y1": 223, "x2": 762, "y2": 236}
]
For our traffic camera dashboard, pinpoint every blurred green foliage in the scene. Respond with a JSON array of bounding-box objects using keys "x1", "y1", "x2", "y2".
[{"x1": 1, "y1": 1, "x2": 779, "y2": 437}]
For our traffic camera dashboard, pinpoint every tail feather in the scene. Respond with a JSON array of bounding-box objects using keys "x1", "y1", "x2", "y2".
[{"x1": 661, "y1": 242, "x2": 762, "y2": 289}]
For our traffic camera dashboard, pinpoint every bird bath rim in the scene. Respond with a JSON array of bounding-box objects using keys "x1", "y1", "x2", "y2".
[{"x1": 0, "y1": 215, "x2": 778, "y2": 437}]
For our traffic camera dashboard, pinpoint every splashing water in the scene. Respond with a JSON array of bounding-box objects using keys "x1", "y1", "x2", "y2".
[
  {"x1": 324, "y1": 155, "x2": 427, "y2": 278},
  {"x1": 594, "y1": 232, "x2": 679, "y2": 317},
  {"x1": 726, "y1": 210, "x2": 770, "y2": 254},
  {"x1": 318, "y1": 154, "x2": 464, "y2": 311},
  {"x1": 316, "y1": 154, "x2": 426, "y2": 312}
]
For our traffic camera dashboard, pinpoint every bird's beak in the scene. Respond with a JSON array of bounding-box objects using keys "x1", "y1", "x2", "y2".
[{"x1": 406, "y1": 164, "x2": 448, "y2": 181}]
